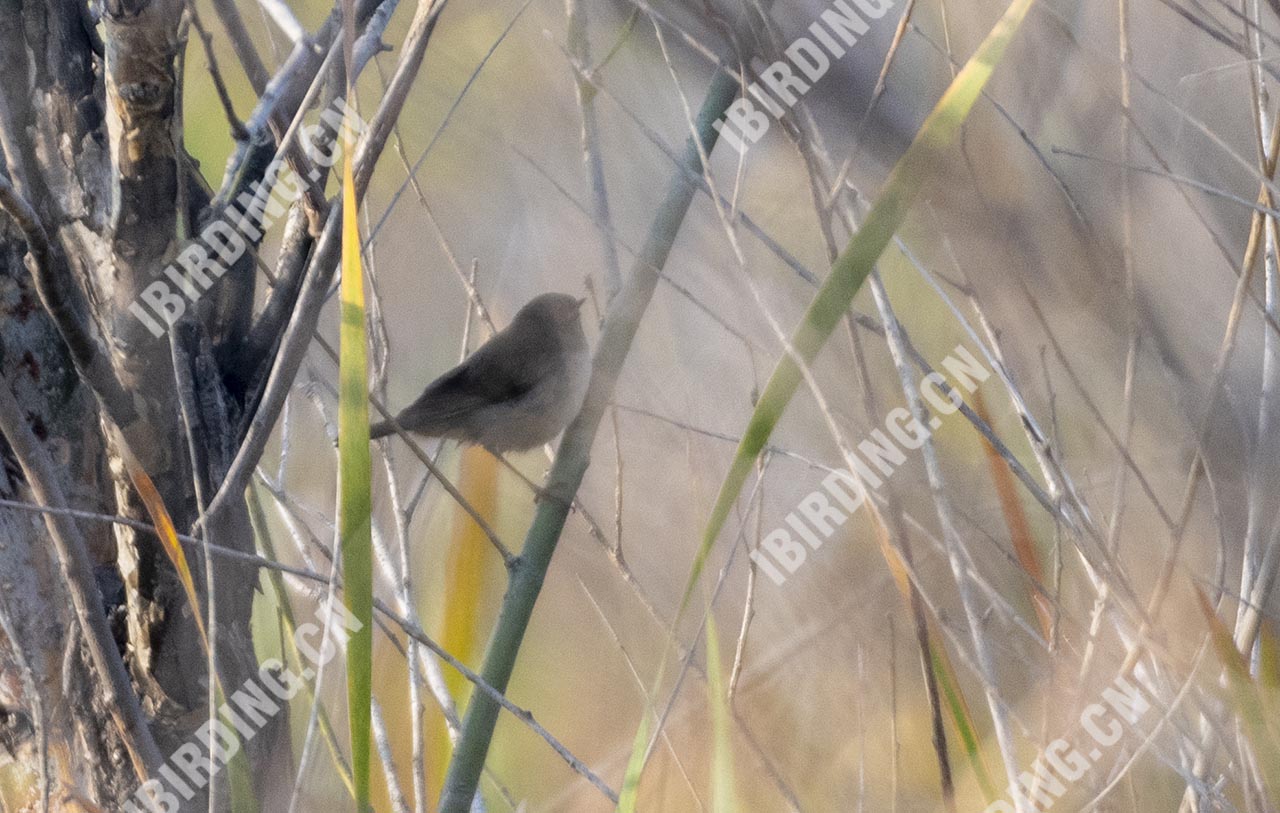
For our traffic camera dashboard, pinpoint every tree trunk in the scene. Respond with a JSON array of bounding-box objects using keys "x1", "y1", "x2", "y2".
[{"x1": 0, "y1": 0, "x2": 314, "y2": 806}]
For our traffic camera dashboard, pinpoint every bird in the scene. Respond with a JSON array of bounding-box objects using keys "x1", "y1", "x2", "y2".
[{"x1": 370, "y1": 292, "x2": 591, "y2": 453}]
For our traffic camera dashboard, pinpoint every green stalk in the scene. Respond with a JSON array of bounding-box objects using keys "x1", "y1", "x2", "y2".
[
  {"x1": 620, "y1": 0, "x2": 1039, "y2": 804},
  {"x1": 684, "y1": 0, "x2": 1039, "y2": 622},
  {"x1": 337, "y1": 82, "x2": 374, "y2": 811},
  {"x1": 436, "y1": 68, "x2": 742, "y2": 813}
]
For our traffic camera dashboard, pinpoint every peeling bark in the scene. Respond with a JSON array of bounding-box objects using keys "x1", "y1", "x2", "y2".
[
  {"x1": 0, "y1": 0, "x2": 290, "y2": 806},
  {"x1": 0, "y1": 0, "x2": 400, "y2": 803}
]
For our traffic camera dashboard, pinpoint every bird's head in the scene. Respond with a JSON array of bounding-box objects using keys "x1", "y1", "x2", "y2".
[{"x1": 515, "y1": 292, "x2": 588, "y2": 348}]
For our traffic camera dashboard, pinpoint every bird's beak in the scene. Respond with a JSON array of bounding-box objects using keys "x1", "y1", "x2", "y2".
[{"x1": 575, "y1": 297, "x2": 587, "y2": 309}]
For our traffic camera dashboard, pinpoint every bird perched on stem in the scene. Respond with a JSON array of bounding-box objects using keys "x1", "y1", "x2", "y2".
[{"x1": 370, "y1": 292, "x2": 591, "y2": 453}]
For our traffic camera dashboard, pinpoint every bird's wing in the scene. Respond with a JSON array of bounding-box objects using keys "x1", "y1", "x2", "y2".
[{"x1": 396, "y1": 326, "x2": 557, "y2": 427}]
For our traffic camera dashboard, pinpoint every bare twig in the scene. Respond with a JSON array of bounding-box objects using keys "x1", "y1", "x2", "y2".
[
  {"x1": 183, "y1": 0, "x2": 249, "y2": 140},
  {"x1": 209, "y1": 0, "x2": 272, "y2": 94},
  {"x1": 366, "y1": 0, "x2": 536, "y2": 243}
]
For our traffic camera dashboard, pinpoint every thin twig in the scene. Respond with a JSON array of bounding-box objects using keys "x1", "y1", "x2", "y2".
[
  {"x1": 183, "y1": 0, "x2": 249, "y2": 140},
  {"x1": 209, "y1": 0, "x2": 272, "y2": 94}
]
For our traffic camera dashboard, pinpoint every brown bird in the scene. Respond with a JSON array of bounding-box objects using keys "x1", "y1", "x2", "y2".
[{"x1": 370, "y1": 293, "x2": 591, "y2": 452}]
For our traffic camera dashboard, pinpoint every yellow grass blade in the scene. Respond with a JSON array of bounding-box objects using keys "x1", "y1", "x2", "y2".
[
  {"x1": 123, "y1": 459, "x2": 208, "y2": 650},
  {"x1": 336, "y1": 19, "x2": 374, "y2": 802}
]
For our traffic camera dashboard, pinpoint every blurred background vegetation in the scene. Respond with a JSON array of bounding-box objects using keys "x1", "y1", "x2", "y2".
[{"x1": 9, "y1": 0, "x2": 1276, "y2": 809}]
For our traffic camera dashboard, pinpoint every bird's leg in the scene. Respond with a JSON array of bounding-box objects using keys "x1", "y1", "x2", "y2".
[{"x1": 489, "y1": 449, "x2": 575, "y2": 511}]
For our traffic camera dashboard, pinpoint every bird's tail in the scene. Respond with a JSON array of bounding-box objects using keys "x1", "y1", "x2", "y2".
[{"x1": 369, "y1": 419, "x2": 397, "y2": 440}]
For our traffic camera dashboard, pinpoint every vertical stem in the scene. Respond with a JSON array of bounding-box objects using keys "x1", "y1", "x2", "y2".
[{"x1": 437, "y1": 68, "x2": 741, "y2": 813}]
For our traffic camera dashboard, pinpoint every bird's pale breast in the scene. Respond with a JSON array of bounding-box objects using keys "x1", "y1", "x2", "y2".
[{"x1": 471, "y1": 345, "x2": 591, "y2": 452}]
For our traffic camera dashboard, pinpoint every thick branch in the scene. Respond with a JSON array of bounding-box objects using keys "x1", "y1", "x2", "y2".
[
  {"x1": 102, "y1": 0, "x2": 183, "y2": 281},
  {"x1": 0, "y1": 173, "x2": 137, "y2": 426},
  {"x1": 0, "y1": 369, "x2": 165, "y2": 783},
  {"x1": 240, "y1": 203, "x2": 314, "y2": 375}
]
